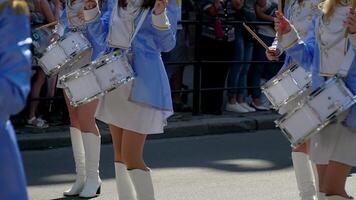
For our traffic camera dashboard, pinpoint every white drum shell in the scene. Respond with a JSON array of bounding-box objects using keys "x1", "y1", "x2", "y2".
[
  {"x1": 38, "y1": 32, "x2": 92, "y2": 76},
  {"x1": 60, "y1": 51, "x2": 135, "y2": 106},
  {"x1": 263, "y1": 64, "x2": 311, "y2": 110},
  {"x1": 38, "y1": 44, "x2": 67, "y2": 74},
  {"x1": 276, "y1": 77, "x2": 356, "y2": 147}
]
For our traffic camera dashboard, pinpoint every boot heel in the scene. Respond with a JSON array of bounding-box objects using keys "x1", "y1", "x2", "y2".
[{"x1": 96, "y1": 186, "x2": 101, "y2": 195}]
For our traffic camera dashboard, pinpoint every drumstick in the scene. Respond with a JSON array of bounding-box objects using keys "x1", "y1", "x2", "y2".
[
  {"x1": 344, "y1": 0, "x2": 356, "y2": 55},
  {"x1": 35, "y1": 21, "x2": 58, "y2": 30},
  {"x1": 278, "y1": 0, "x2": 283, "y2": 14},
  {"x1": 277, "y1": 0, "x2": 283, "y2": 40},
  {"x1": 34, "y1": 14, "x2": 78, "y2": 30},
  {"x1": 243, "y1": 23, "x2": 269, "y2": 50}
]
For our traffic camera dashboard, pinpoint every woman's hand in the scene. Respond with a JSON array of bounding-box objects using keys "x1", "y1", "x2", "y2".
[
  {"x1": 345, "y1": 7, "x2": 356, "y2": 34},
  {"x1": 153, "y1": 0, "x2": 168, "y2": 15},
  {"x1": 274, "y1": 11, "x2": 292, "y2": 35},
  {"x1": 84, "y1": 0, "x2": 97, "y2": 10},
  {"x1": 265, "y1": 46, "x2": 280, "y2": 61},
  {"x1": 50, "y1": 33, "x2": 60, "y2": 43},
  {"x1": 77, "y1": 10, "x2": 85, "y2": 23}
]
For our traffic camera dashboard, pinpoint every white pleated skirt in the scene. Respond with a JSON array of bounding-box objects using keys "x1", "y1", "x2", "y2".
[
  {"x1": 95, "y1": 81, "x2": 171, "y2": 135},
  {"x1": 310, "y1": 111, "x2": 356, "y2": 167}
]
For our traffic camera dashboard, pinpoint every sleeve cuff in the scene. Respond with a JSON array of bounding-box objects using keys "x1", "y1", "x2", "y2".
[
  {"x1": 83, "y1": 5, "x2": 101, "y2": 23},
  {"x1": 53, "y1": 22, "x2": 65, "y2": 37},
  {"x1": 152, "y1": 9, "x2": 171, "y2": 30},
  {"x1": 348, "y1": 33, "x2": 356, "y2": 49},
  {"x1": 279, "y1": 25, "x2": 300, "y2": 51},
  {"x1": 203, "y1": 4, "x2": 213, "y2": 11}
]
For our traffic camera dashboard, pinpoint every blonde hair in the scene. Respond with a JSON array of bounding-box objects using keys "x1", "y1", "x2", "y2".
[{"x1": 319, "y1": 0, "x2": 350, "y2": 20}]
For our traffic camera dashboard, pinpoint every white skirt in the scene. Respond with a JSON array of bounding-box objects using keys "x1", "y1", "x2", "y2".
[
  {"x1": 95, "y1": 81, "x2": 170, "y2": 134},
  {"x1": 310, "y1": 111, "x2": 356, "y2": 166}
]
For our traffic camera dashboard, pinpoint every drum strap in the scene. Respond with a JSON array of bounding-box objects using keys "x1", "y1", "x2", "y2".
[
  {"x1": 338, "y1": 49, "x2": 355, "y2": 77},
  {"x1": 130, "y1": 9, "x2": 149, "y2": 45}
]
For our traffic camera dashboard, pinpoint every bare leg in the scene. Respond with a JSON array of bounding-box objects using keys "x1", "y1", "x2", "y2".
[
  {"x1": 28, "y1": 70, "x2": 46, "y2": 120},
  {"x1": 109, "y1": 125, "x2": 136, "y2": 200},
  {"x1": 171, "y1": 67, "x2": 184, "y2": 103},
  {"x1": 109, "y1": 125, "x2": 124, "y2": 162},
  {"x1": 322, "y1": 161, "x2": 352, "y2": 198},
  {"x1": 63, "y1": 91, "x2": 80, "y2": 129},
  {"x1": 121, "y1": 130, "x2": 148, "y2": 170},
  {"x1": 77, "y1": 100, "x2": 100, "y2": 135},
  {"x1": 293, "y1": 142, "x2": 309, "y2": 154}
]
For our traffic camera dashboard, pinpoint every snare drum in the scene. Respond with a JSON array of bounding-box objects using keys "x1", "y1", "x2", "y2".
[
  {"x1": 276, "y1": 77, "x2": 356, "y2": 148},
  {"x1": 38, "y1": 32, "x2": 92, "y2": 76},
  {"x1": 262, "y1": 63, "x2": 312, "y2": 110},
  {"x1": 60, "y1": 51, "x2": 135, "y2": 107}
]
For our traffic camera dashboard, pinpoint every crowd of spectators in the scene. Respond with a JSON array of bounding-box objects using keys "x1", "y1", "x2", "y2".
[
  {"x1": 164, "y1": 0, "x2": 282, "y2": 115},
  {"x1": 21, "y1": 0, "x2": 283, "y2": 129}
]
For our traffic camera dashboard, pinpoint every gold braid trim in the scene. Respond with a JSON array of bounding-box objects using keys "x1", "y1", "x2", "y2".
[{"x1": 0, "y1": 0, "x2": 29, "y2": 15}]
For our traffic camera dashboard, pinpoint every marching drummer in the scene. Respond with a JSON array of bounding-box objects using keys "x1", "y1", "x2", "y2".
[
  {"x1": 0, "y1": 0, "x2": 32, "y2": 199},
  {"x1": 266, "y1": 0, "x2": 322, "y2": 200},
  {"x1": 52, "y1": 0, "x2": 112, "y2": 198},
  {"x1": 269, "y1": 0, "x2": 356, "y2": 199},
  {"x1": 81, "y1": 0, "x2": 179, "y2": 199}
]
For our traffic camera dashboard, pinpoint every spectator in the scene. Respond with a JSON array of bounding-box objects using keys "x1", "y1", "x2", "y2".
[
  {"x1": 226, "y1": 0, "x2": 256, "y2": 113},
  {"x1": 162, "y1": 0, "x2": 194, "y2": 112},
  {"x1": 27, "y1": 0, "x2": 61, "y2": 128},
  {"x1": 248, "y1": 0, "x2": 280, "y2": 110},
  {"x1": 199, "y1": 0, "x2": 239, "y2": 115}
]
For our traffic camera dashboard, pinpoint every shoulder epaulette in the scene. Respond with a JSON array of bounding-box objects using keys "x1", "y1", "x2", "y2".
[{"x1": 0, "y1": 0, "x2": 29, "y2": 15}]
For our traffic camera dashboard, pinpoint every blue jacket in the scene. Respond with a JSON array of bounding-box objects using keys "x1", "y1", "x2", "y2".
[
  {"x1": 279, "y1": 0, "x2": 320, "y2": 71},
  {"x1": 0, "y1": 1, "x2": 32, "y2": 199},
  {"x1": 85, "y1": 0, "x2": 179, "y2": 112},
  {"x1": 284, "y1": 18, "x2": 356, "y2": 129}
]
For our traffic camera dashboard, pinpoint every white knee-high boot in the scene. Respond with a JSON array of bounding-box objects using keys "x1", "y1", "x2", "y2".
[
  {"x1": 115, "y1": 162, "x2": 136, "y2": 200},
  {"x1": 325, "y1": 196, "x2": 353, "y2": 200},
  {"x1": 79, "y1": 133, "x2": 102, "y2": 198},
  {"x1": 64, "y1": 127, "x2": 86, "y2": 196},
  {"x1": 292, "y1": 152, "x2": 317, "y2": 200},
  {"x1": 128, "y1": 169, "x2": 156, "y2": 200}
]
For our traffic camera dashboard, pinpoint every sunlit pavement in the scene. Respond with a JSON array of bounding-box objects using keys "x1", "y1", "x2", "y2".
[{"x1": 24, "y1": 130, "x2": 356, "y2": 200}]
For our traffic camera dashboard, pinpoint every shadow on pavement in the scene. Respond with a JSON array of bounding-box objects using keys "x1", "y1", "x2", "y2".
[{"x1": 23, "y1": 130, "x2": 292, "y2": 186}]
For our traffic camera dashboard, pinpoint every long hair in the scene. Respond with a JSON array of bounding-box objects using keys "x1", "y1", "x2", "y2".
[
  {"x1": 319, "y1": 0, "x2": 350, "y2": 20},
  {"x1": 118, "y1": 0, "x2": 155, "y2": 8}
]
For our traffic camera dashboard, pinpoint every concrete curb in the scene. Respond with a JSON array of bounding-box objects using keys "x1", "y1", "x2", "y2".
[{"x1": 17, "y1": 112, "x2": 280, "y2": 150}]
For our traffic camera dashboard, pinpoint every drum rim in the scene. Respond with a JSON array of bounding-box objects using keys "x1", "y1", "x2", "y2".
[
  {"x1": 276, "y1": 88, "x2": 356, "y2": 148},
  {"x1": 263, "y1": 82, "x2": 312, "y2": 110},
  {"x1": 67, "y1": 76, "x2": 135, "y2": 107},
  {"x1": 261, "y1": 63, "x2": 310, "y2": 89}
]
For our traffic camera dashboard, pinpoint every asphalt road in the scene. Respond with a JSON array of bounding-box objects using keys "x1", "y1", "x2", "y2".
[{"x1": 23, "y1": 130, "x2": 356, "y2": 200}]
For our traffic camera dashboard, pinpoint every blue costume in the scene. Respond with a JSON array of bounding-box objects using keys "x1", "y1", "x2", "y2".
[
  {"x1": 84, "y1": 0, "x2": 179, "y2": 112},
  {"x1": 0, "y1": 1, "x2": 32, "y2": 199},
  {"x1": 279, "y1": 0, "x2": 320, "y2": 71},
  {"x1": 278, "y1": 4, "x2": 356, "y2": 168},
  {"x1": 280, "y1": 13, "x2": 356, "y2": 129}
]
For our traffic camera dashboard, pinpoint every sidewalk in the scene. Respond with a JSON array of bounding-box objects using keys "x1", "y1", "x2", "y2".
[{"x1": 16, "y1": 111, "x2": 280, "y2": 150}]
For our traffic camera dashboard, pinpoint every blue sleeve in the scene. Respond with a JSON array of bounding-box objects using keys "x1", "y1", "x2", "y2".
[
  {"x1": 85, "y1": 0, "x2": 114, "y2": 53},
  {"x1": 345, "y1": 57, "x2": 356, "y2": 128},
  {"x1": 0, "y1": 3, "x2": 32, "y2": 116},
  {"x1": 151, "y1": 2, "x2": 178, "y2": 52},
  {"x1": 285, "y1": 18, "x2": 317, "y2": 71},
  {"x1": 59, "y1": 10, "x2": 69, "y2": 33}
]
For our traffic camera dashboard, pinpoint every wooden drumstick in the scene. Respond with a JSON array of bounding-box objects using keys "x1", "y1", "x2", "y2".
[
  {"x1": 277, "y1": 0, "x2": 284, "y2": 40},
  {"x1": 344, "y1": 0, "x2": 356, "y2": 55},
  {"x1": 278, "y1": 0, "x2": 283, "y2": 14},
  {"x1": 35, "y1": 21, "x2": 58, "y2": 30},
  {"x1": 243, "y1": 23, "x2": 269, "y2": 50}
]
